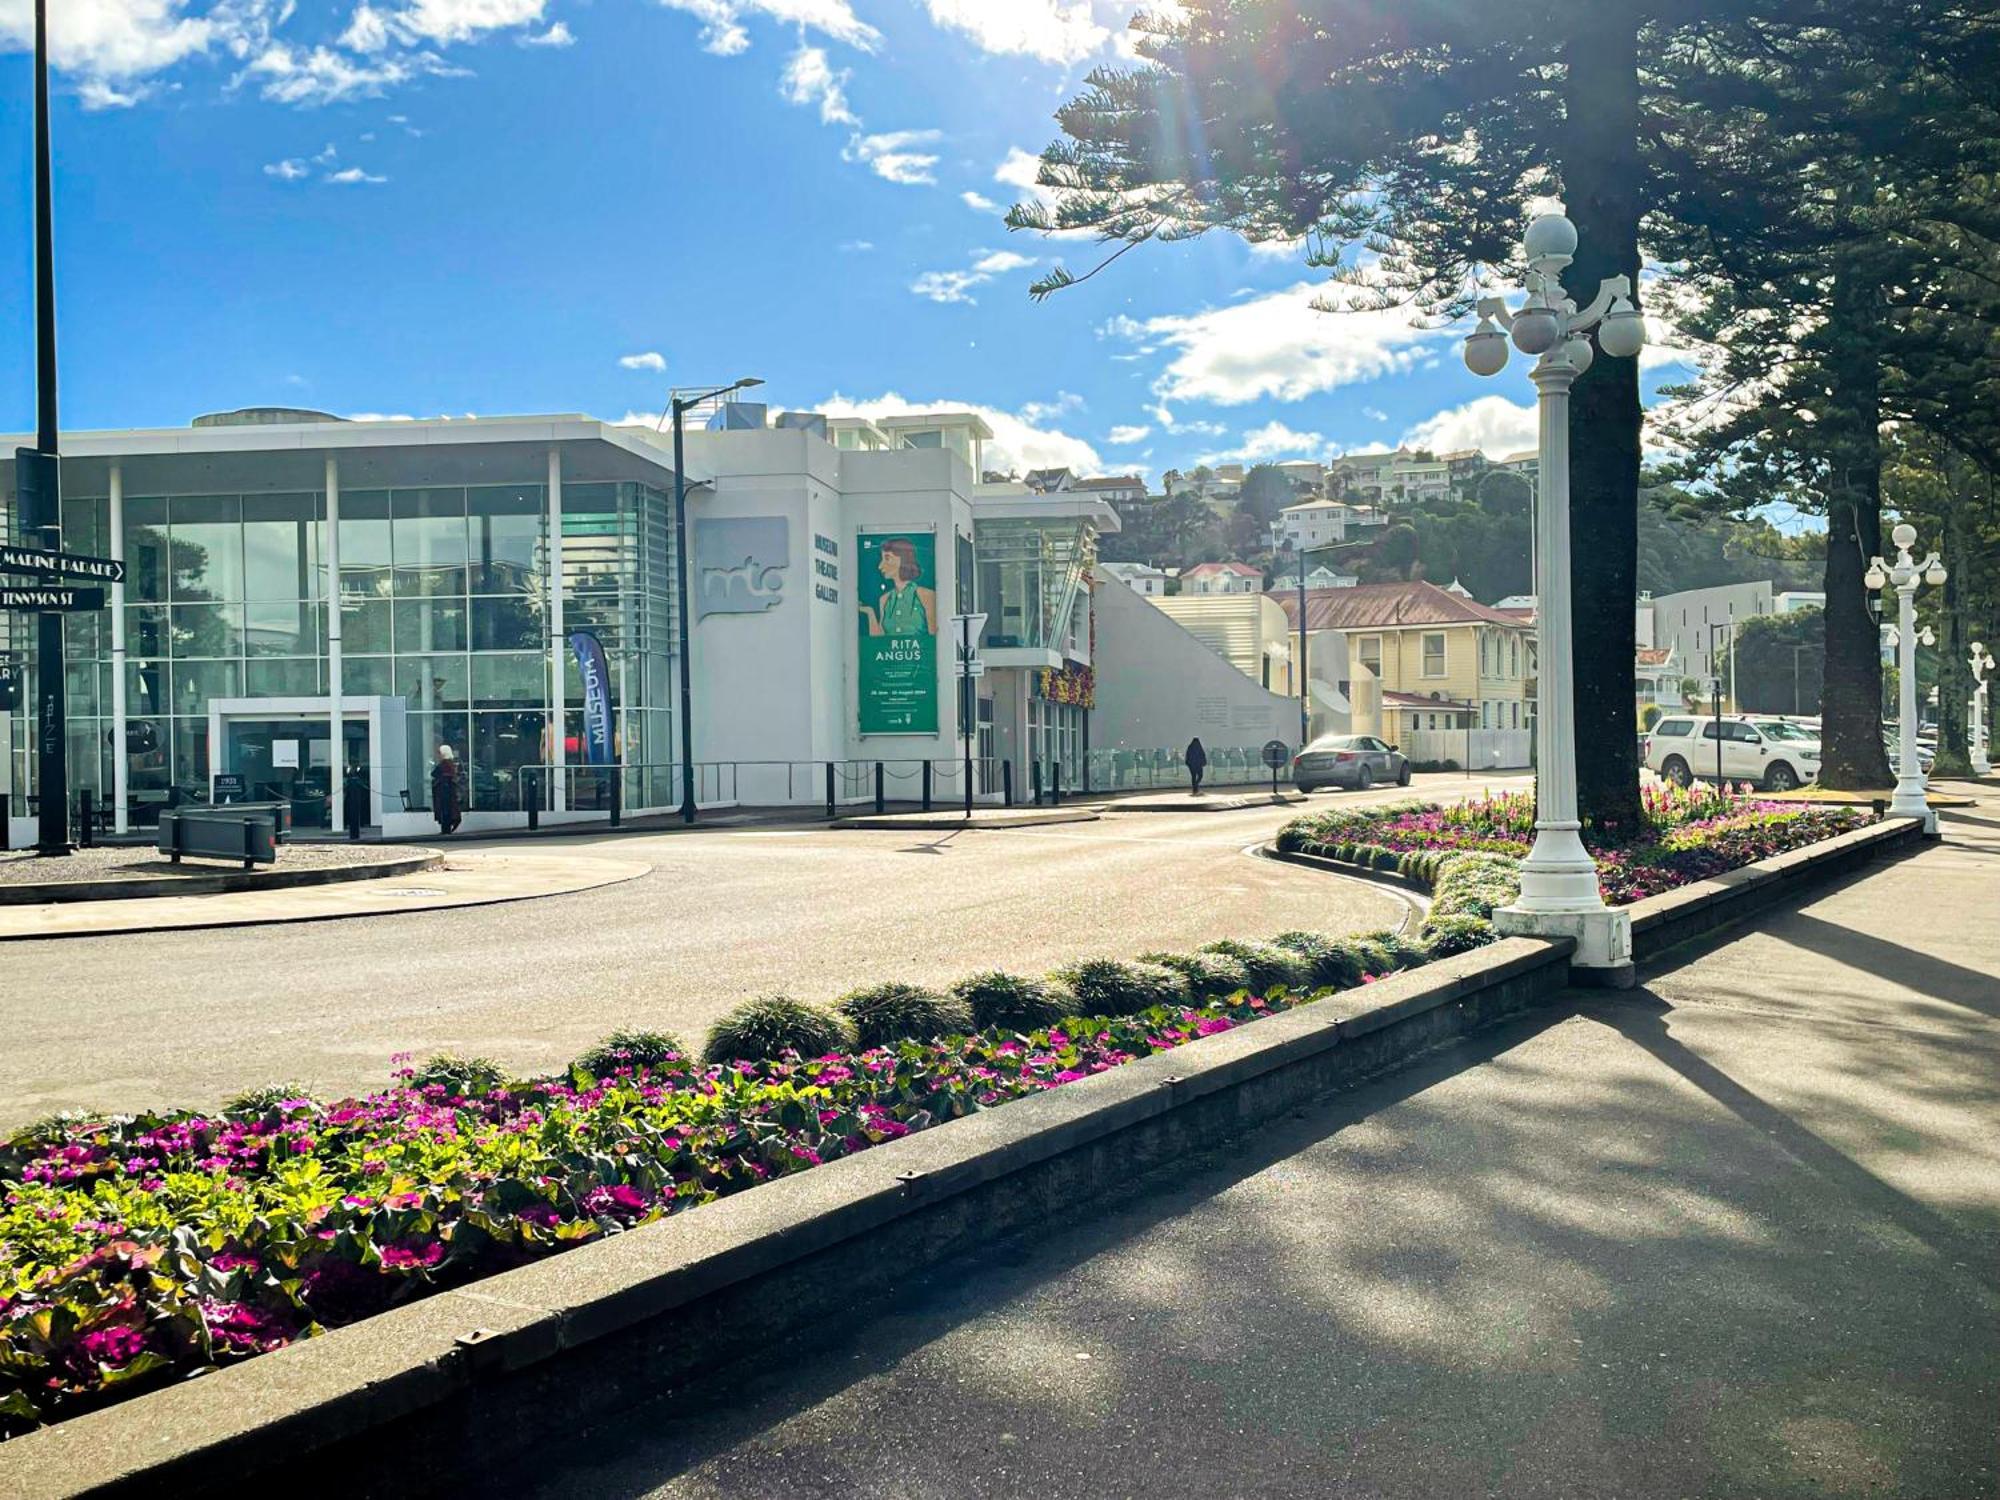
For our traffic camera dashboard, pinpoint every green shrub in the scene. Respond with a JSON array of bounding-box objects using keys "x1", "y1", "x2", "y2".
[
  {"x1": 1271, "y1": 930, "x2": 1370, "y2": 990},
  {"x1": 703, "y1": 995, "x2": 852, "y2": 1064},
  {"x1": 222, "y1": 1082, "x2": 318, "y2": 1115},
  {"x1": 1344, "y1": 936, "x2": 1400, "y2": 977},
  {"x1": 1419, "y1": 914, "x2": 1495, "y2": 958},
  {"x1": 572, "y1": 1029, "x2": 688, "y2": 1078},
  {"x1": 1430, "y1": 853, "x2": 1521, "y2": 923},
  {"x1": 1373, "y1": 929, "x2": 1430, "y2": 967},
  {"x1": 950, "y1": 971, "x2": 1074, "y2": 1031},
  {"x1": 1144, "y1": 950, "x2": 1251, "y2": 1000},
  {"x1": 1056, "y1": 957, "x2": 1189, "y2": 1014},
  {"x1": 1199, "y1": 938, "x2": 1312, "y2": 994},
  {"x1": 409, "y1": 1055, "x2": 510, "y2": 1096},
  {"x1": 836, "y1": 981, "x2": 975, "y2": 1049}
]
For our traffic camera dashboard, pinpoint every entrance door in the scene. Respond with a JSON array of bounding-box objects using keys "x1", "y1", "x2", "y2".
[{"x1": 224, "y1": 718, "x2": 367, "y2": 828}]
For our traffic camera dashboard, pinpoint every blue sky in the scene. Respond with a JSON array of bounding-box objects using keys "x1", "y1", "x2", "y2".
[{"x1": 1, "y1": 0, "x2": 1693, "y2": 480}]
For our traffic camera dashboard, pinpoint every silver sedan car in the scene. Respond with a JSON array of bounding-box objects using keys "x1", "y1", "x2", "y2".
[{"x1": 1292, "y1": 733, "x2": 1411, "y2": 792}]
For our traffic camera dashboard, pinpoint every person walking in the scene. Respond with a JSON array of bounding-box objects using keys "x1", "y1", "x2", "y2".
[
  {"x1": 430, "y1": 745, "x2": 463, "y2": 835},
  {"x1": 1185, "y1": 736, "x2": 1208, "y2": 796},
  {"x1": 342, "y1": 762, "x2": 370, "y2": 842}
]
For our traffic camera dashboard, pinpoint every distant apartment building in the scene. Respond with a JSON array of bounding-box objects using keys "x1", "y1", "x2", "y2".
[
  {"x1": 1179, "y1": 561, "x2": 1264, "y2": 596},
  {"x1": 1647, "y1": 580, "x2": 1776, "y2": 686},
  {"x1": 1099, "y1": 561, "x2": 1169, "y2": 597},
  {"x1": 1270, "y1": 580, "x2": 1535, "y2": 739},
  {"x1": 1150, "y1": 593, "x2": 1296, "y2": 694}
]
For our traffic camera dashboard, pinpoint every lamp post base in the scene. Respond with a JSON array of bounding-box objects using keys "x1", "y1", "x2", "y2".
[
  {"x1": 1888, "y1": 776, "x2": 1936, "y2": 832},
  {"x1": 1494, "y1": 904, "x2": 1634, "y2": 984}
]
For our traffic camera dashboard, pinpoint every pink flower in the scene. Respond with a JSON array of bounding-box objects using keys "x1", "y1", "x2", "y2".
[{"x1": 378, "y1": 1240, "x2": 447, "y2": 1271}]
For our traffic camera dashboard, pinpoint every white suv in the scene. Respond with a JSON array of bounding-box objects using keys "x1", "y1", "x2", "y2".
[{"x1": 1643, "y1": 714, "x2": 1822, "y2": 791}]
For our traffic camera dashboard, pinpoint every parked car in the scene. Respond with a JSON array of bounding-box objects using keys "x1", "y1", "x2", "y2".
[
  {"x1": 1643, "y1": 713, "x2": 1822, "y2": 791},
  {"x1": 1292, "y1": 734, "x2": 1411, "y2": 792}
]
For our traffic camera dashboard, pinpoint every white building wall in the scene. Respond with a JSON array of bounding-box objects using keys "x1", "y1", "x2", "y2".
[
  {"x1": 1094, "y1": 580, "x2": 1301, "y2": 756},
  {"x1": 1651, "y1": 580, "x2": 1776, "y2": 684}
]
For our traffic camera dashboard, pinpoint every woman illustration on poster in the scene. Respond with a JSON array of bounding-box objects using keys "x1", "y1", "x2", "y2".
[{"x1": 860, "y1": 537, "x2": 937, "y2": 638}]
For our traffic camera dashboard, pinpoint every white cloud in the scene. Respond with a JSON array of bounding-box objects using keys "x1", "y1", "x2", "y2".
[
  {"x1": 1198, "y1": 420, "x2": 1327, "y2": 467},
  {"x1": 340, "y1": 0, "x2": 548, "y2": 51},
  {"x1": 838, "y1": 239, "x2": 874, "y2": 252},
  {"x1": 0, "y1": 0, "x2": 215, "y2": 102},
  {"x1": 654, "y1": 0, "x2": 879, "y2": 56},
  {"x1": 1400, "y1": 395, "x2": 1537, "y2": 457},
  {"x1": 961, "y1": 189, "x2": 1000, "y2": 214},
  {"x1": 845, "y1": 128, "x2": 943, "y2": 185},
  {"x1": 518, "y1": 20, "x2": 572, "y2": 45},
  {"x1": 1018, "y1": 391, "x2": 1084, "y2": 424},
  {"x1": 325, "y1": 164, "x2": 388, "y2": 183},
  {"x1": 619, "y1": 351, "x2": 667, "y2": 372},
  {"x1": 922, "y1": 0, "x2": 1108, "y2": 64},
  {"x1": 1107, "y1": 424, "x2": 1150, "y2": 444},
  {"x1": 910, "y1": 248, "x2": 1036, "y2": 305},
  {"x1": 780, "y1": 44, "x2": 854, "y2": 125},
  {"x1": 241, "y1": 41, "x2": 458, "y2": 107},
  {"x1": 818, "y1": 391, "x2": 1103, "y2": 476},
  {"x1": 263, "y1": 157, "x2": 309, "y2": 180},
  {"x1": 1106, "y1": 283, "x2": 1442, "y2": 408},
  {"x1": 1361, "y1": 406, "x2": 1388, "y2": 423}
]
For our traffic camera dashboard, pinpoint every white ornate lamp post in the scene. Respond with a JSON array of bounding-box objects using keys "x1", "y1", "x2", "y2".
[
  {"x1": 1463, "y1": 211, "x2": 1645, "y2": 981},
  {"x1": 1969, "y1": 642, "x2": 1994, "y2": 777},
  {"x1": 1865, "y1": 524, "x2": 1945, "y2": 831}
]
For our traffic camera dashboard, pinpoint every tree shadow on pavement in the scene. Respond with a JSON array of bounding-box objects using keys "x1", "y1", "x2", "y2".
[
  {"x1": 1578, "y1": 990, "x2": 2000, "y2": 1294},
  {"x1": 1759, "y1": 913, "x2": 2000, "y2": 1021}
]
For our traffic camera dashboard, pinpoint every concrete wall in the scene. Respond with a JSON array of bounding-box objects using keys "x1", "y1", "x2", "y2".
[
  {"x1": 1649, "y1": 580, "x2": 1775, "y2": 685},
  {"x1": 1093, "y1": 579, "x2": 1301, "y2": 755}
]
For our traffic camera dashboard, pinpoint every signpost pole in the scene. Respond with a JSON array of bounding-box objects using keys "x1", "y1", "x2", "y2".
[{"x1": 30, "y1": 0, "x2": 67, "y2": 856}]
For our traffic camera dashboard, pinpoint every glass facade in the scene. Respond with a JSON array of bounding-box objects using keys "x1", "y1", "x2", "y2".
[
  {"x1": 6, "y1": 476, "x2": 678, "y2": 823},
  {"x1": 974, "y1": 517, "x2": 1095, "y2": 652}
]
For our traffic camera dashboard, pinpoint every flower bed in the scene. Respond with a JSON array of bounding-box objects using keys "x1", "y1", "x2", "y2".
[
  {"x1": 0, "y1": 917, "x2": 1469, "y2": 1437},
  {"x1": 1276, "y1": 783, "x2": 1872, "y2": 906}
]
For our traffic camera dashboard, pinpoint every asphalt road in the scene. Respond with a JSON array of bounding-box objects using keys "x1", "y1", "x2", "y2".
[
  {"x1": 0, "y1": 776, "x2": 1515, "y2": 1127},
  {"x1": 523, "y1": 801, "x2": 2000, "y2": 1500}
]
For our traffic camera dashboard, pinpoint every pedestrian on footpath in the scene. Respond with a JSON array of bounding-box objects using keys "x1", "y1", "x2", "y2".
[
  {"x1": 342, "y1": 763, "x2": 370, "y2": 842},
  {"x1": 430, "y1": 745, "x2": 463, "y2": 836},
  {"x1": 1186, "y1": 736, "x2": 1208, "y2": 796}
]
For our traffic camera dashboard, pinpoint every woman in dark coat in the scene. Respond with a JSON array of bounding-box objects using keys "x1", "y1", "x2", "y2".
[
  {"x1": 342, "y1": 763, "x2": 370, "y2": 842},
  {"x1": 1185, "y1": 736, "x2": 1208, "y2": 796},
  {"x1": 430, "y1": 745, "x2": 463, "y2": 835}
]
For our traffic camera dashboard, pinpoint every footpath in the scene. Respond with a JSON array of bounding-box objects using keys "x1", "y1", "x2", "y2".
[{"x1": 531, "y1": 785, "x2": 2000, "y2": 1500}]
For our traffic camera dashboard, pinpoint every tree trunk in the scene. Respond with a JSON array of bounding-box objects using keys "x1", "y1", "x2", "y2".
[
  {"x1": 1817, "y1": 258, "x2": 1896, "y2": 790},
  {"x1": 1560, "y1": 7, "x2": 1645, "y2": 832}
]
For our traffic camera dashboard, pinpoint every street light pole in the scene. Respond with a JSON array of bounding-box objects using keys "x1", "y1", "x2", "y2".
[
  {"x1": 1463, "y1": 210, "x2": 1645, "y2": 980},
  {"x1": 1865, "y1": 524, "x2": 1945, "y2": 830},
  {"x1": 666, "y1": 378, "x2": 763, "y2": 825},
  {"x1": 1970, "y1": 642, "x2": 1993, "y2": 777},
  {"x1": 1708, "y1": 622, "x2": 1731, "y2": 786}
]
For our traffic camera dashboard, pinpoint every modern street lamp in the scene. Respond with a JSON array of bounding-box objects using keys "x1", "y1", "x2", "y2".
[
  {"x1": 664, "y1": 377, "x2": 763, "y2": 824},
  {"x1": 1864, "y1": 524, "x2": 1945, "y2": 830},
  {"x1": 1463, "y1": 211, "x2": 1644, "y2": 979},
  {"x1": 1970, "y1": 641, "x2": 1994, "y2": 777}
]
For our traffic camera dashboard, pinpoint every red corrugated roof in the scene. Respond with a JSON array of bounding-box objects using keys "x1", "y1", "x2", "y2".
[{"x1": 1267, "y1": 580, "x2": 1533, "y2": 630}]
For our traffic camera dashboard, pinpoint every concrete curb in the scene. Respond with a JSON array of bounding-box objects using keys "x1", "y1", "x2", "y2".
[
  {"x1": 0, "y1": 938, "x2": 1572, "y2": 1499},
  {"x1": 1100, "y1": 792, "x2": 1307, "y2": 813},
  {"x1": 1263, "y1": 814, "x2": 1925, "y2": 967},
  {"x1": 0, "y1": 849, "x2": 443, "y2": 907},
  {"x1": 1626, "y1": 814, "x2": 1923, "y2": 962},
  {"x1": 830, "y1": 808, "x2": 1099, "y2": 830}
]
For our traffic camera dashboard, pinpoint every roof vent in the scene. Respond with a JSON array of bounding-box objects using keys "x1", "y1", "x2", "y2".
[{"x1": 192, "y1": 407, "x2": 347, "y2": 428}]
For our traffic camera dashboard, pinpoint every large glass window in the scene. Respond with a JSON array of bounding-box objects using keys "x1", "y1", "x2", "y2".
[
  {"x1": 339, "y1": 598, "x2": 391, "y2": 655},
  {"x1": 171, "y1": 603, "x2": 243, "y2": 659},
  {"x1": 397, "y1": 655, "x2": 470, "y2": 712},
  {"x1": 246, "y1": 658, "x2": 324, "y2": 697},
  {"x1": 338, "y1": 490, "x2": 394, "y2": 601},
  {"x1": 242, "y1": 493, "x2": 322, "y2": 600},
  {"x1": 471, "y1": 594, "x2": 542, "y2": 651},
  {"x1": 169, "y1": 495, "x2": 245, "y2": 602},
  {"x1": 245, "y1": 598, "x2": 323, "y2": 657},
  {"x1": 469, "y1": 485, "x2": 542, "y2": 594},
  {"x1": 393, "y1": 597, "x2": 469, "y2": 654},
  {"x1": 125, "y1": 497, "x2": 170, "y2": 603},
  {"x1": 392, "y1": 488, "x2": 469, "y2": 597},
  {"x1": 472, "y1": 653, "x2": 545, "y2": 707}
]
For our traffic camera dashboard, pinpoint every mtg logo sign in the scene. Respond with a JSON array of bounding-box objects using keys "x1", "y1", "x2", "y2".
[{"x1": 695, "y1": 517, "x2": 790, "y2": 618}]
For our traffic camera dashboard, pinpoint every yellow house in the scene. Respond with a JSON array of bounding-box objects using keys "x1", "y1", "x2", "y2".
[{"x1": 1271, "y1": 580, "x2": 1534, "y2": 742}]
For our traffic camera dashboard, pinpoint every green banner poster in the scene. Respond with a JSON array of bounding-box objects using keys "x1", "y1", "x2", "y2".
[{"x1": 857, "y1": 530, "x2": 939, "y2": 734}]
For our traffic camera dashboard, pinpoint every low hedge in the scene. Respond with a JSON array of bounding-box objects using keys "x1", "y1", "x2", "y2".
[{"x1": 1, "y1": 911, "x2": 1445, "y2": 1439}]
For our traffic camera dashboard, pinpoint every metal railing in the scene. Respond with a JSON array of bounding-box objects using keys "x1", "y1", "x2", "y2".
[{"x1": 1081, "y1": 745, "x2": 1288, "y2": 792}]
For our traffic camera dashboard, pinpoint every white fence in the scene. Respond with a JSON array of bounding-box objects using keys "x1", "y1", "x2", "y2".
[{"x1": 1397, "y1": 728, "x2": 1531, "y2": 770}]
